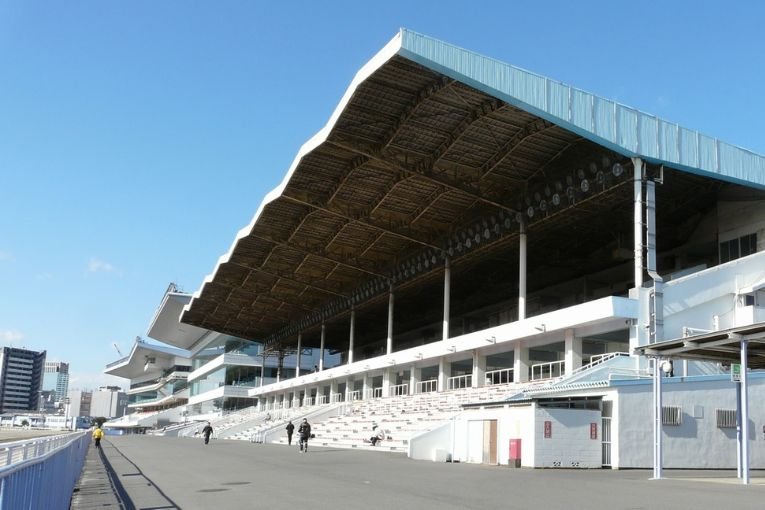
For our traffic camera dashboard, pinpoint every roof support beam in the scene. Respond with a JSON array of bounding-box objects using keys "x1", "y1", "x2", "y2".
[
  {"x1": 329, "y1": 138, "x2": 517, "y2": 214},
  {"x1": 249, "y1": 232, "x2": 385, "y2": 278},
  {"x1": 478, "y1": 117, "x2": 555, "y2": 180},
  {"x1": 281, "y1": 193, "x2": 441, "y2": 249},
  {"x1": 230, "y1": 261, "x2": 348, "y2": 299}
]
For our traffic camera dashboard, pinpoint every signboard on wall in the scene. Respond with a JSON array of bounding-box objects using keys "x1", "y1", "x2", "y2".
[
  {"x1": 590, "y1": 422, "x2": 597, "y2": 440},
  {"x1": 731, "y1": 363, "x2": 741, "y2": 382},
  {"x1": 544, "y1": 420, "x2": 552, "y2": 438}
]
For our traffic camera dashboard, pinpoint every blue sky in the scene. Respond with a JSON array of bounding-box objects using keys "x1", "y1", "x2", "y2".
[{"x1": 1, "y1": 1, "x2": 764, "y2": 390}]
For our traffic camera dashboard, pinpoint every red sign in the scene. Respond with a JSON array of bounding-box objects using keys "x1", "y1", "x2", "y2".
[
  {"x1": 544, "y1": 420, "x2": 552, "y2": 438},
  {"x1": 590, "y1": 422, "x2": 598, "y2": 440}
]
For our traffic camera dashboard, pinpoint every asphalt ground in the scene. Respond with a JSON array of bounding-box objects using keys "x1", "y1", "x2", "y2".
[{"x1": 84, "y1": 435, "x2": 765, "y2": 510}]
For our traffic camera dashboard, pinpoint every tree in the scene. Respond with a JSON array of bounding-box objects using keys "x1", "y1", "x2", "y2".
[
  {"x1": 20, "y1": 419, "x2": 29, "y2": 427},
  {"x1": 92, "y1": 417, "x2": 107, "y2": 427}
]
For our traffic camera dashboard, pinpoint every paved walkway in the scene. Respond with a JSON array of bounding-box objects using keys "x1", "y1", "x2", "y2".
[{"x1": 74, "y1": 436, "x2": 764, "y2": 510}]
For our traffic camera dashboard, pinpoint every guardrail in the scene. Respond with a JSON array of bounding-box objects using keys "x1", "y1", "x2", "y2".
[
  {"x1": 0, "y1": 432, "x2": 89, "y2": 510},
  {"x1": 416, "y1": 379, "x2": 438, "y2": 393},
  {"x1": 389, "y1": 383, "x2": 409, "y2": 397},
  {"x1": 485, "y1": 367, "x2": 514, "y2": 385},
  {"x1": 530, "y1": 360, "x2": 565, "y2": 381},
  {"x1": 447, "y1": 374, "x2": 472, "y2": 390}
]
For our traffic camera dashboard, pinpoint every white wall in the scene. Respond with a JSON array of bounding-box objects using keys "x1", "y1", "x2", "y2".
[
  {"x1": 662, "y1": 251, "x2": 765, "y2": 339},
  {"x1": 616, "y1": 376, "x2": 765, "y2": 468},
  {"x1": 451, "y1": 406, "x2": 534, "y2": 467},
  {"x1": 409, "y1": 421, "x2": 453, "y2": 462},
  {"x1": 533, "y1": 407, "x2": 601, "y2": 468}
]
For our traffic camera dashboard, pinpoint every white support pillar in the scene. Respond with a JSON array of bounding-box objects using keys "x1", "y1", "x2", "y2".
[
  {"x1": 519, "y1": 219, "x2": 527, "y2": 320},
  {"x1": 438, "y1": 357, "x2": 451, "y2": 392},
  {"x1": 472, "y1": 350, "x2": 486, "y2": 388},
  {"x1": 564, "y1": 329, "x2": 583, "y2": 376},
  {"x1": 632, "y1": 157, "x2": 644, "y2": 289},
  {"x1": 348, "y1": 309, "x2": 355, "y2": 364},
  {"x1": 741, "y1": 339, "x2": 750, "y2": 484},
  {"x1": 382, "y1": 368, "x2": 391, "y2": 397},
  {"x1": 409, "y1": 365, "x2": 420, "y2": 395},
  {"x1": 330, "y1": 378, "x2": 339, "y2": 400},
  {"x1": 296, "y1": 333, "x2": 302, "y2": 378},
  {"x1": 513, "y1": 342, "x2": 529, "y2": 383},
  {"x1": 387, "y1": 285, "x2": 395, "y2": 355},
  {"x1": 652, "y1": 358, "x2": 663, "y2": 480},
  {"x1": 345, "y1": 377, "x2": 353, "y2": 401},
  {"x1": 319, "y1": 323, "x2": 326, "y2": 371},
  {"x1": 443, "y1": 257, "x2": 451, "y2": 341},
  {"x1": 362, "y1": 373, "x2": 370, "y2": 400}
]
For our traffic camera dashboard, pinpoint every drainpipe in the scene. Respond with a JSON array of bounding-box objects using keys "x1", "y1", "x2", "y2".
[
  {"x1": 443, "y1": 257, "x2": 450, "y2": 341},
  {"x1": 519, "y1": 218, "x2": 527, "y2": 320}
]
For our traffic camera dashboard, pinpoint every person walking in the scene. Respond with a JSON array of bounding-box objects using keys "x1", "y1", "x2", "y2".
[
  {"x1": 298, "y1": 418, "x2": 311, "y2": 453},
  {"x1": 92, "y1": 426, "x2": 104, "y2": 449},
  {"x1": 286, "y1": 420, "x2": 295, "y2": 446},
  {"x1": 202, "y1": 422, "x2": 213, "y2": 445}
]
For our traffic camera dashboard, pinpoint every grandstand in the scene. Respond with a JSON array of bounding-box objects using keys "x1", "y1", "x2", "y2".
[{"x1": 107, "y1": 29, "x2": 765, "y2": 474}]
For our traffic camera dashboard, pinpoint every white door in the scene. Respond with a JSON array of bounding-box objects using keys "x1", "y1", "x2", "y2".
[{"x1": 467, "y1": 420, "x2": 484, "y2": 463}]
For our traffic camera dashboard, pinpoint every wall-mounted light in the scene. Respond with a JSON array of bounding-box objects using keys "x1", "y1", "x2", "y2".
[{"x1": 485, "y1": 336, "x2": 496, "y2": 344}]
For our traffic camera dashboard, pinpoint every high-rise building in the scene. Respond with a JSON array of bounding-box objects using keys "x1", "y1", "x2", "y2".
[
  {"x1": 90, "y1": 386, "x2": 127, "y2": 419},
  {"x1": 0, "y1": 347, "x2": 46, "y2": 413},
  {"x1": 42, "y1": 361, "x2": 70, "y2": 405},
  {"x1": 67, "y1": 389, "x2": 92, "y2": 418}
]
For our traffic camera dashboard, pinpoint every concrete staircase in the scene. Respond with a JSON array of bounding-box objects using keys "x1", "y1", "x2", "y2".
[{"x1": 273, "y1": 383, "x2": 518, "y2": 453}]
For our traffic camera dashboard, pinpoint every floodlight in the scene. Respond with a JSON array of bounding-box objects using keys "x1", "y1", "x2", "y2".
[
  {"x1": 612, "y1": 162, "x2": 624, "y2": 177},
  {"x1": 527, "y1": 206, "x2": 535, "y2": 218},
  {"x1": 577, "y1": 168, "x2": 586, "y2": 180},
  {"x1": 589, "y1": 162, "x2": 598, "y2": 174},
  {"x1": 595, "y1": 171, "x2": 605, "y2": 185},
  {"x1": 539, "y1": 199, "x2": 547, "y2": 212},
  {"x1": 551, "y1": 193, "x2": 561, "y2": 206},
  {"x1": 580, "y1": 179, "x2": 590, "y2": 192}
]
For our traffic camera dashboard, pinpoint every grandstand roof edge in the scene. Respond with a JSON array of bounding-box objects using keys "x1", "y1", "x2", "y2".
[
  {"x1": 181, "y1": 31, "x2": 406, "y2": 325},
  {"x1": 398, "y1": 28, "x2": 765, "y2": 190}
]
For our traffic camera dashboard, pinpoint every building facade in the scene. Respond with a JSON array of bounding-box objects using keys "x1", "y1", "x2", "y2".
[
  {"x1": 90, "y1": 386, "x2": 128, "y2": 419},
  {"x1": 41, "y1": 360, "x2": 70, "y2": 409},
  {"x1": 0, "y1": 347, "x2": 46, "y2": 413},
  {"x1": 174, "y1": 29, "x2": 765, "y2": 469}
]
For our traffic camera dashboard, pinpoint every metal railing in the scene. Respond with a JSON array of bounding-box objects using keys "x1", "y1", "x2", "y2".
[
  {"x1": 447, "y1": 374, "x2": 472, "y2": 390},
  {"x1": 330, "y1": 392, "x2": 344, "y2": 403},
  {"x1": 389, "y1": 383, "x2": 409, "y2": 397},
  {"x1": 316, "y1": 395, "x2": 328, "y2": 405},
  {"x1": 0, "y1": 432, "x2": 89, "y2": 510},
  {"x1": 364, "y1": 387, "x2": 383, "y2": 399},
  {"x1": 416, "y1": 379, "x2": 438, "y2": 394},
  {"x1": 530, "y1": 360, "x2": 565, "y2": 381},
  {"x1": 485, "y1": 367, "x2": 514, "y2": 385},
  {"x1": 347, "y1": 390, "x2": 361, "y2": 401}
]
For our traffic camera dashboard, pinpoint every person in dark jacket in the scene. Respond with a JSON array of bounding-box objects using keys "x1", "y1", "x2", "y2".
[
  {"x1": 286, "y1": 420, "x2": 295, "y2": 446},
  {"x1": 202, "y1": 422, "x2": 213, "y2": 445},
  {"x1": 298, "y1": 418, "x2": 311, "y2": 453}
]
